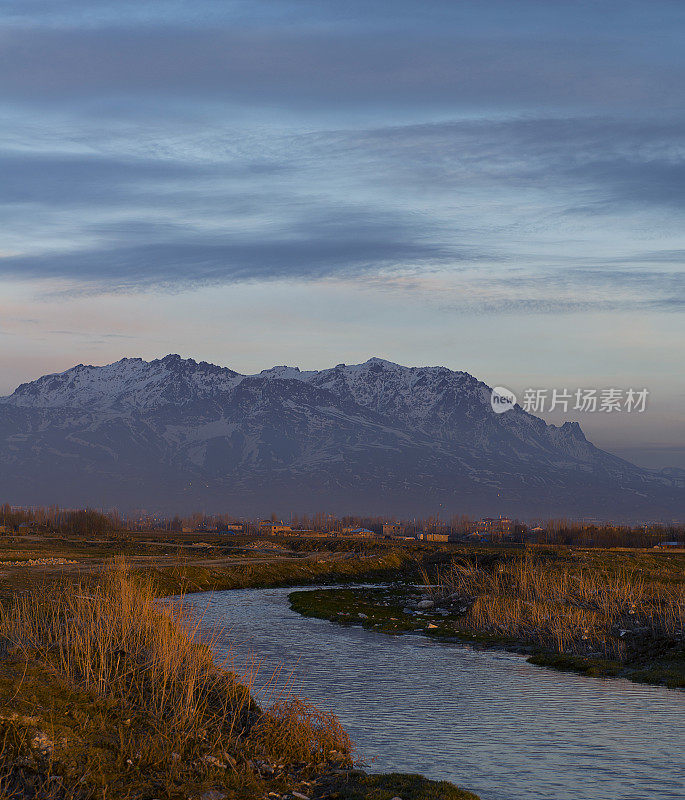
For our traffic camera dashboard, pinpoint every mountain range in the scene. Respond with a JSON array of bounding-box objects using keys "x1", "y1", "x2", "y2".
[{"x1": 0, "y1": 355, "x2": 682, "y2": 520}]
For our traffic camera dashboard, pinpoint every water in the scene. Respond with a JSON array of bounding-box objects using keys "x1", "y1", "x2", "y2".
[{"x1": 179, "y1": 587, "x2": 685, "y2": 800}]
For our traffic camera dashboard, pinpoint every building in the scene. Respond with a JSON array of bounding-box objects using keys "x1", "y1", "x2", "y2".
[
  {"x1": 259, "y1": 522, "x2": 293, "y2": 535},
  {"x1": 424, "y1": 532, "x2": 451, "y2": 542},
  {"x1": 382, "y1": 522, "x2": 404, "y2": 537},
  {"x1": 468, "y1": 517, "x2": 517, "y2": 540},
  {"x1": 220, "y1": 524, "x2": 244, "y2": 533}
]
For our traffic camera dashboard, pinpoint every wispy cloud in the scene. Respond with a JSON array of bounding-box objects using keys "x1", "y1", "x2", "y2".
[
  {"x1": 3, "y1": 113, "x2": 684, "y2": 307},
  {"x1": 0, "y1": 207, "x2": 476, "y2": 292},
  {"x1": 2, "y1": 25, "x2": 684, "y2": 112}
]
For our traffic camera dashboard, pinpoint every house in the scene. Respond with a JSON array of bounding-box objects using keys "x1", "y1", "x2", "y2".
[
  {"x1": 424, "y1": 532, "x2": 450, "y2": 542},
  {"x1": 468, "y1": 517, "x2": 517, "y2": 539},
  {"x1": 219, "y1": 524, "x2": 244, "y2": 533},
  {"x1": 259, "y1": 522, "x2": 293, "y2": 535},
  {"x1": 382, "y1": 522, "x2": 404, "y2": 537}
]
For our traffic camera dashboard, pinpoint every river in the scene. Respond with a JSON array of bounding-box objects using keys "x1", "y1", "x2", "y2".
[{"x1": 179, "y1": 586, "x2": 685, "y2": 800}]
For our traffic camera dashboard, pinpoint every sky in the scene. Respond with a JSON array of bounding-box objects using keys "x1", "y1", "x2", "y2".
[{"x1": 1, "y1": 0, "x2": 684, "y2": 468}]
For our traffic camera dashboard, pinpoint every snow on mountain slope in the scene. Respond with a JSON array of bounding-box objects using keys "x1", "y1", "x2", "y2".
[
  {"x1": 0, "y1": 355, "x2": 680, "y2": 517},
  {"x1": 0, "y1": 354, "x2": 644, "y2": 472},
  {"x1": 3, "y1": 354, "x2": 243, "y2": 411},
  {"x1": 262, "y1": 358, "x2": 625, "y2": 468}
]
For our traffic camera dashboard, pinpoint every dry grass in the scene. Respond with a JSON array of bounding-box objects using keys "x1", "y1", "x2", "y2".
[
  {"x1": 0, "y1": 558, "x2": 255, "y2": 744},
  {"x1": 0, "y1": 558, "x2": 353, "y2": 798},
  {"x1": 251, "y1": 697, "x2": 353, "y2": 765},
  {"x1": 425, "y1": 554, "x2": 685, "y2": 659}
]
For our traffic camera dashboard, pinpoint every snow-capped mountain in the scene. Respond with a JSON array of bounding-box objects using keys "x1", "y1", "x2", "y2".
[
  {"x1": 5, "y1": 355, "x2": 243, "y2": 410},
  {"x1": 0, "y1": 355, "x2": 681, "y2": 519}
]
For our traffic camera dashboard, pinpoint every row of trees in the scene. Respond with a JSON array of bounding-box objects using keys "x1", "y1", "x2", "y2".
[
  {"x1": 530, "y1": 519, "x2": 683, "y2": 548},
  {"x1": 0, "y1": 504, "x2": 121, "y2": 536}
]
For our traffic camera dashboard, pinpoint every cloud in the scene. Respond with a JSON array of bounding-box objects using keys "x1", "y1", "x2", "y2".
[
  {"x1": 0, "y1": 152, "x2": 205, "y2": 205},
  {"x1": 0, "y1": 150, "x2": 288, "y2": 208},
  {"x1": 316, "y1": 116, "x2": 685, "y2": 211},
  {"x1": 2, "y1": 113, "x2": 684, "y2": 306},
  {"x1": 2, "y1": 24, "x2": 684, "y2": 111},
  {"x1": 1, "y1": 4, "x2": 684, "y2": 316},
  {"x1": 366, "y1": 264, "x2": 685, "y2": 315},
  {"x1": 0, "y1": 207, "x2": 476, "y2": 292}
]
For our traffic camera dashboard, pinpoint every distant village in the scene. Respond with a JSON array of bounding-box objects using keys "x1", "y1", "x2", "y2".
[
  {"x1": 234, "y1": 517, "x2": 531, "y2": 543},
  {"x1": 122, "y1": 513, "x2": 534, "y2": 542},
  {"x1": 122, "y1": 513, "x2": 683, "y2": 548},
  {"x1": 1, "y1": 502, "x2": 683, "y2": 548}
]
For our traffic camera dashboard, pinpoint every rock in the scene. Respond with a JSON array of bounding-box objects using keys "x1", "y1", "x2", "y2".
[
  {"x1": 30, "y1": 731, "x2": 53, "y2": 755},
  {"x1": 417, "y1": 600, "x2": 434, "y2": 609},
  {"x1": 201, "y1": 791, "x2": 226, "y2": 800},
  {"x1": 202, "y1": 755, "x2": 227, "y2": 769}
]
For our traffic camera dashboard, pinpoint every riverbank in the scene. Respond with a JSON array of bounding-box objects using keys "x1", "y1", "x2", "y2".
[
  {"x1": 289, "y1": 549, "x2": 685, "y2": 689},
  {"x1": 0, "y1": 558, "x2": 479, "y2": 800},
  {"x1": 0, "y1": 532, "x2": 441, "y2": 603}
]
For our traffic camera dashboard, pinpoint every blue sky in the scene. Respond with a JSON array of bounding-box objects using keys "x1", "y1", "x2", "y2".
[{"x1": 1, "y1": 0, "x2": 684, "y2": 467}]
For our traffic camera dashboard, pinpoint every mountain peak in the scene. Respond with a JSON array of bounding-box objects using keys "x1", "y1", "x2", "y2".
[
  {"x1": 0, "y1": 354, "x2": 677, "y2": 518},
  {"x1": 1, "y1": 355, "x2": 243, "y2": 410},
  {"x1": 364, "y1": 357, "x2": 398, "y2": 367}
]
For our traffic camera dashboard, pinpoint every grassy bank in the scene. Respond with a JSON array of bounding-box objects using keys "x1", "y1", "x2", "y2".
[
  {"x1": 139, "y1": 548, "x2": 426, "y2": 597},
  {"x1": 0, "y1": 534, "x2": 440, "y2": 604},
  {"x1": 290, "y1": 548, "x2": 685, "y2": 688},
  {"x1": 0, "y1": 559, "x2": 478, "y2": 800}
]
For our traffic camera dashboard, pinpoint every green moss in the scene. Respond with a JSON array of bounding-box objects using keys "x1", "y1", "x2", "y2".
[
  {"x1": 321, "y1": 771, "x2": 480, "y2": 800},
  {"x1": 528, "y1": 650, "x2": 685, "y2": 687},
  {"x1": 528, "y1": 651, "x2": 624, "y2": 678},
  {"x1": 289, "y1": 587, "x2": 512, "y2": 646}
]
